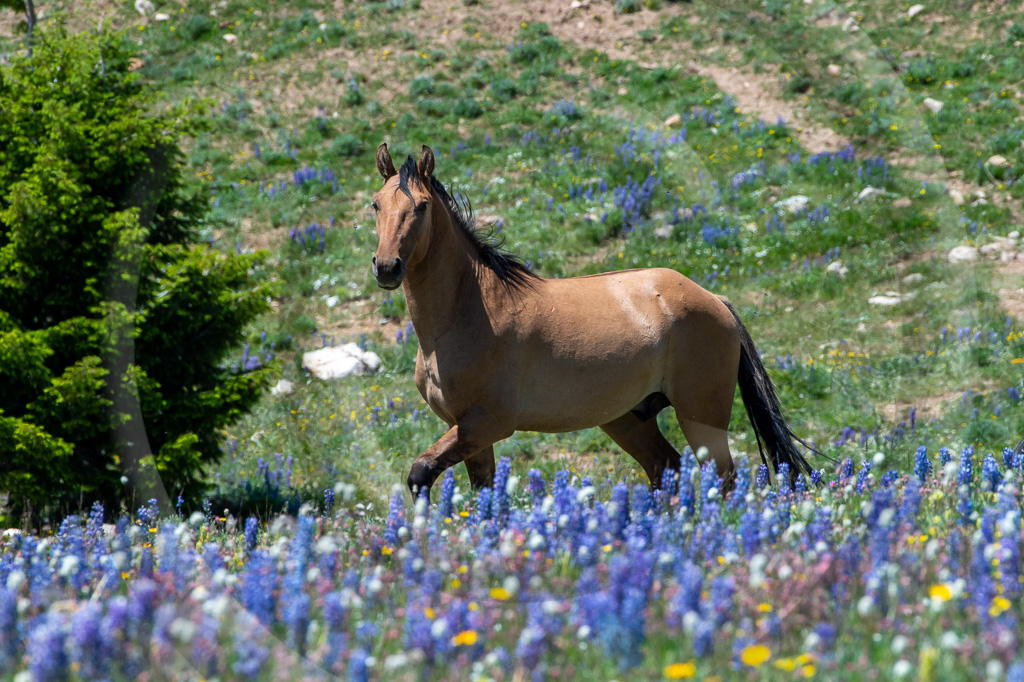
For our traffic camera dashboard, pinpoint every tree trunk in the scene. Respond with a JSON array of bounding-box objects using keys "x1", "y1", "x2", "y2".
[{"x1": 25, "y1": 0, "x2": 36, "y2": 57}]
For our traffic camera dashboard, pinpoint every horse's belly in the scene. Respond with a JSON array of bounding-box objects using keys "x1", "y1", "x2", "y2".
[{"x1": 513, "y1": 348, "x2": 663, "y2": 431}]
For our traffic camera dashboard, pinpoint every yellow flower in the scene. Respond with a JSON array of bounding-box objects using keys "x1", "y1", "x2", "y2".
[
  {"x1": 381, "y1": 546, "x2": 392, "y2": 555},
  {"x1": 757, "y1": 603, "x2": 772, "y2": 612},
  {"x1": 490, "y1": 587, "x2": 511, "y2": 600},
  {"x1": 663, "y1": 661, "x2": 696, "y2": 678},
  {"x1": 990, "y1": 595, "x2": 1012, "y2": 616},
  {"x1": 740, "y1": 644, "x2": 771, "y2": 667},
  {"x1": 774, "y1": 657, "x2": 797, "y2": 671},
  {"x1": 800, "y1": 664, "x2": 817, "y2": 678},
  {"x1": 929, "y1": 584, "x2": 952, "y2": 602},
  {"x1": 451, "y1": 630, "x2": 478, "y2": 646}
]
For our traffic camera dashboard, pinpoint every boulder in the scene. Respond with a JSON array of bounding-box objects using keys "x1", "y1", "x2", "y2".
[
  {"x1": 303, "y1": 344, "x2": 381, "y2": 380},
  {"x1": 947, "y1": 245, "x2": 978, "y2": 264}
]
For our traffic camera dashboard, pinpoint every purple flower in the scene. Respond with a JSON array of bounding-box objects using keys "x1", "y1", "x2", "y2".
[
  {"x1": 914, "y1": 446, "x2": 932, "y2": 482},
  {"x1": 28, "y1": 611, "x2": 69, "y2": 682}
]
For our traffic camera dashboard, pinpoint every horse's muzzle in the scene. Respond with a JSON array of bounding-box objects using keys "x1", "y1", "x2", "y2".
[{"x1": 372, "y1": 256, "x2": 405, "y2": 290}]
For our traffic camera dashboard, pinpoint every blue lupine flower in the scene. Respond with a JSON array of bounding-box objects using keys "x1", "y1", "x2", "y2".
[
  {"x1": 28, "y1": 611, "x2": 69, "y2": 682},
  {"x1": 981, "y1": 453, "x2": 1001, "y2": 491},
  {"x1": 914, "y1": 446, "x2": 932, "y2": 482},
  {"x1": 958, "y1": 445, "x2": 974, "y2": 485}
]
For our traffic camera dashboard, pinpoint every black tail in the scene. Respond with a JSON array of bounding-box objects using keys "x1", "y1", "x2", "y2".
[{"x1": 723, "y1": 300, "x2": 817, "y2": 479}]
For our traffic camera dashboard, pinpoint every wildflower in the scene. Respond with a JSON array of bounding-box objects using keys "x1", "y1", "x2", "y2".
[
  {"x1": 740, "y1": 644, "x2": 771, "y2": 666},
  {"x1": 914, "y1": 446, "x2": 932, "y2": 482},
  {"x1": 929, "y1": 584, "x2": 953, "y2": 602},
  {"x1": 451, "y1": 630, "x2": 478, "y2": 646},
  {"x1": 664, "y1": 661, "x2": 697, "y2": 678}
]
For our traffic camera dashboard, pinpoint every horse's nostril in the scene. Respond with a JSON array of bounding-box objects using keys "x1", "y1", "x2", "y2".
[{"x1": 371, "y1": 256, "x2": 377, "y2": 266}]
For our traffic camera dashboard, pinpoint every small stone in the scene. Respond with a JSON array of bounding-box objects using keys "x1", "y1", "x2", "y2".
[
  {"x1": 902, "y1": 273, "x2": 924, "y2": 285},
  {"x1": 949, "y1": 189, "x2": 964, "y2": 205},
  {"x1": 922, "y1": 97, "x2": 943, "y2": 114},
  {"x1": 664, "y1": 113, "x2": 682, "y2": 128},
  {"x1": 775, "y1": 195, "x2": 809, "y2": 213},
  {"x1": 617, "y1": 86, "x2": 628, "y2": 96},
  {"x1": 270, "y1": 380, "x2": 294, "y2": 395},
  {"x1": 980, "y1": 243, "x2": 1001, "y2": 257},
  {"x1": 987, "y1": 155, "x2": 1008, "y2": 167},
  {"x1": 154, "y1": 12, "x2": 170, "y2": 21},
  {"x1": 1000, "y1": 251, "x2": 1019, "y2": 263},
  {"x1": 826, "y1": 260, "x2": 848, "y2": 278},
  {"x1": 843, "y1": 16, "x2": 859, "y2": 32},
  {"x1": 223, "y1": 33, "x2": 237, "y2": 43},
  {"x1": 892, "y1": 197, "x2": 912, "y2": 208},
  {"x1": 654, "y1": 225, "x2": 673, "y2": 239},
  {"x1": 134, "y1": 0, "x2": 155, "y2": 15},
  {"x1": 907, "y1": 4, "x2": 924, "y2": 18},
  {"x1": 1008, "y1": 230, "x2": 1020, "y2": 240},
  {"x1": 869, "y1": 293, "x2": 911, "y2": 306},
  {"x1": 858, "y1": 186, "x2": 885, "y2": 201},
  {"x1": 826, "y1": 64, "x2": 842, "y2": 76},
  {"x1": 947, "y1": 245, "x2": 978, "y2": 264}
]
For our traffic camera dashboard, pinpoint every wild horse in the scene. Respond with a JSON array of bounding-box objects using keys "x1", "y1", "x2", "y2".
[{"x1": 371, "y1": 144, "x2": 814, "y2": 498}]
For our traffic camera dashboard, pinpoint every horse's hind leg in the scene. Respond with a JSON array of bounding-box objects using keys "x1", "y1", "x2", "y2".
[
  {"x1": 600, "y1": 412, "x2": 682, "y2": 487},
  {"x1": 676, "y1": 417, "x2": 736, "y2": 493}
]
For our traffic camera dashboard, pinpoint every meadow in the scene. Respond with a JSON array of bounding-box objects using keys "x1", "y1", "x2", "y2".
[{"x1": 1, "y1": 0, "x2": 1024, "y2": 678}]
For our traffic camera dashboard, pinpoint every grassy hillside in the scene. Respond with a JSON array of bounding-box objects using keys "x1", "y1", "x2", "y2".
[{"x1": 1, "y1": 0, "x2": 1021, "y2": 507}]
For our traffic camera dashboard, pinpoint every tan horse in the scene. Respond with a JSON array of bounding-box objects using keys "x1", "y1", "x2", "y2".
[{"x1": 371, "y1": 144, "x2": 814, "y2": 497}]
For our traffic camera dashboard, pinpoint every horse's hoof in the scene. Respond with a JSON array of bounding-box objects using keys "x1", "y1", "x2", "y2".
[{"x1": 407, "y1": 461, "x2": 436, "y2": 498}]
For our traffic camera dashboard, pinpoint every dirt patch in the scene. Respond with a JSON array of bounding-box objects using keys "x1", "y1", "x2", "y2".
[
  {"x1": 415, "y1": 0, "x2": 848, "y2": 154},
  {"x1": 689, "y1": 62, "x2": 850, "y2": 153},
  {"x1": 315, "y1": 297, "x2": 406, "y2": 345},
  {"x1": 996, "y1": 258, "x2": 1024, "y2": 320}
]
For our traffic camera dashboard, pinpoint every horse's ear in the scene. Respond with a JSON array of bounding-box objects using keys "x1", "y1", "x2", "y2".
[
  {"x1": 417, "y1": 145, "x2": 434, "y2": 184},
  {"x1": 376, "y1": 143, "x2": 397, "y2": 181}
]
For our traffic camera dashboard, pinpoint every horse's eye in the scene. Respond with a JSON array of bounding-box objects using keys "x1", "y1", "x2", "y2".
[
  {"x1": 371, "y1": 201, "x2": 380, "y2": 212},
  {"x1": 415, "y1": 201, "x2": 428, "y2": 213}
]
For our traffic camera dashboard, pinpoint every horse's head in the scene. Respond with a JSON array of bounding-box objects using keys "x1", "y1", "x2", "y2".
[{"x1": 371, "y1": 143, "x2": 436, "y2": 290}]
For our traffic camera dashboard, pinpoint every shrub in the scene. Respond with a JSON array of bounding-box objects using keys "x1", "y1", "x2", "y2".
[
  {"x1": 0, "y1": 26, "x2": 272, "y2": 521},
  {"x1": 329, "y1": 134, "x2": 364, "y2": 158}
]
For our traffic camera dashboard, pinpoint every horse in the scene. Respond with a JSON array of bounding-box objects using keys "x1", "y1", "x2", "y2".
[{"x1": 371, "y1": 143, "x2": 815, "y2": 498}]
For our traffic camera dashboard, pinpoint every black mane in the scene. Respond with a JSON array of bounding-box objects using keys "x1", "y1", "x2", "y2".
[{"x1": 398, "y1": 156, "x2": 538, "y2": 291}]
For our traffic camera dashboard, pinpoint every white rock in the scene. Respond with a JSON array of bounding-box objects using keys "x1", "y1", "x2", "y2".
[
  {"x1": 987, "y1": 155, "x2": 1008, "y2": 167},
  {"x1": 569, "y1": 0, "x2": 591, "y2": 8},
  {"x1": 858, "y1": 186, "x2": 885, "y2": 201},
  {"x1": 134, "y1": 0, "x2": 155, "y2": 16},
  {"x1": 1009, "y1": 230, "x2": 1020, "y2": 240},
  {"x1": 775, "y1": 195, "x2": 809, "y2": 213},
  {"x1": 154, "y1": 12, "x2": 170, "y2": 21},
  {"x1": 947, "y1": 245, "x2": 978, "y2": 264},
  {"x1": 654, "y1": 225, "x2": 673, "y2": 239},
  {"x1": 270, "y1": 379, "x2": 294, "y2": 395},
  {"x1": 826, "y1": 260, "x2": 848, "y2": 278},
  {"x1": 827, "y1": 64, "x2": 842, "y2": 76},
  {"x1": 980, "y1": 243, "x2": 1001, "y2": 257},
  {"x1": 922, "y1": 97, "x2": 943, "y2": 113},
  {"x1": 843, "y1": 16, "x2": 859, "y2": 32},
  {"x1": 907, "y1": 4, "x2": 924, "y2": 18},
  {"x1": 902, "y1": 273, "x2": 924, "y2": 285},
  {"x1": 223, "y1": 33, "x2": 237, "y2": 43},
  {"x1": 892, "y1": 197, "x2": 912, "y2": 208},
  {"x1": 1000, "y1": 250, "x2": 1018, "y2": 263},
  {"x1": 302, "y1": 344, "x2": 381, "y2": 380},
  {"x1": 664, "y1": 113, "x2": 682, "y2": 128},
  {"x1": 949, "y1": 189, "x2": 964, "y2": 205},
  {"x1": 869, "y1": 293, "x2": 911, "y2": 306}
]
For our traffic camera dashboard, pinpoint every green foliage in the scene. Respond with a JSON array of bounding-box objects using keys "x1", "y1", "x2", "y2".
[{"x1": 0, "y1": 26, "x2": 272, "y2": 520}]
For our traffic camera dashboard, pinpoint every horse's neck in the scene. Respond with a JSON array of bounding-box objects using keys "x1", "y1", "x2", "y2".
[{"x1": 402, "y1": 207, "x2": 486, "y2": 346}]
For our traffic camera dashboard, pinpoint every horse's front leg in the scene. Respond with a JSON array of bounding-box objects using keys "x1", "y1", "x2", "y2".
[
  {"x1": 407, "y1": 407, "x2": 511, "y2": 499},
  {"x1": 464, "y1": 446, "x2": 496, "y2": 490}
]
